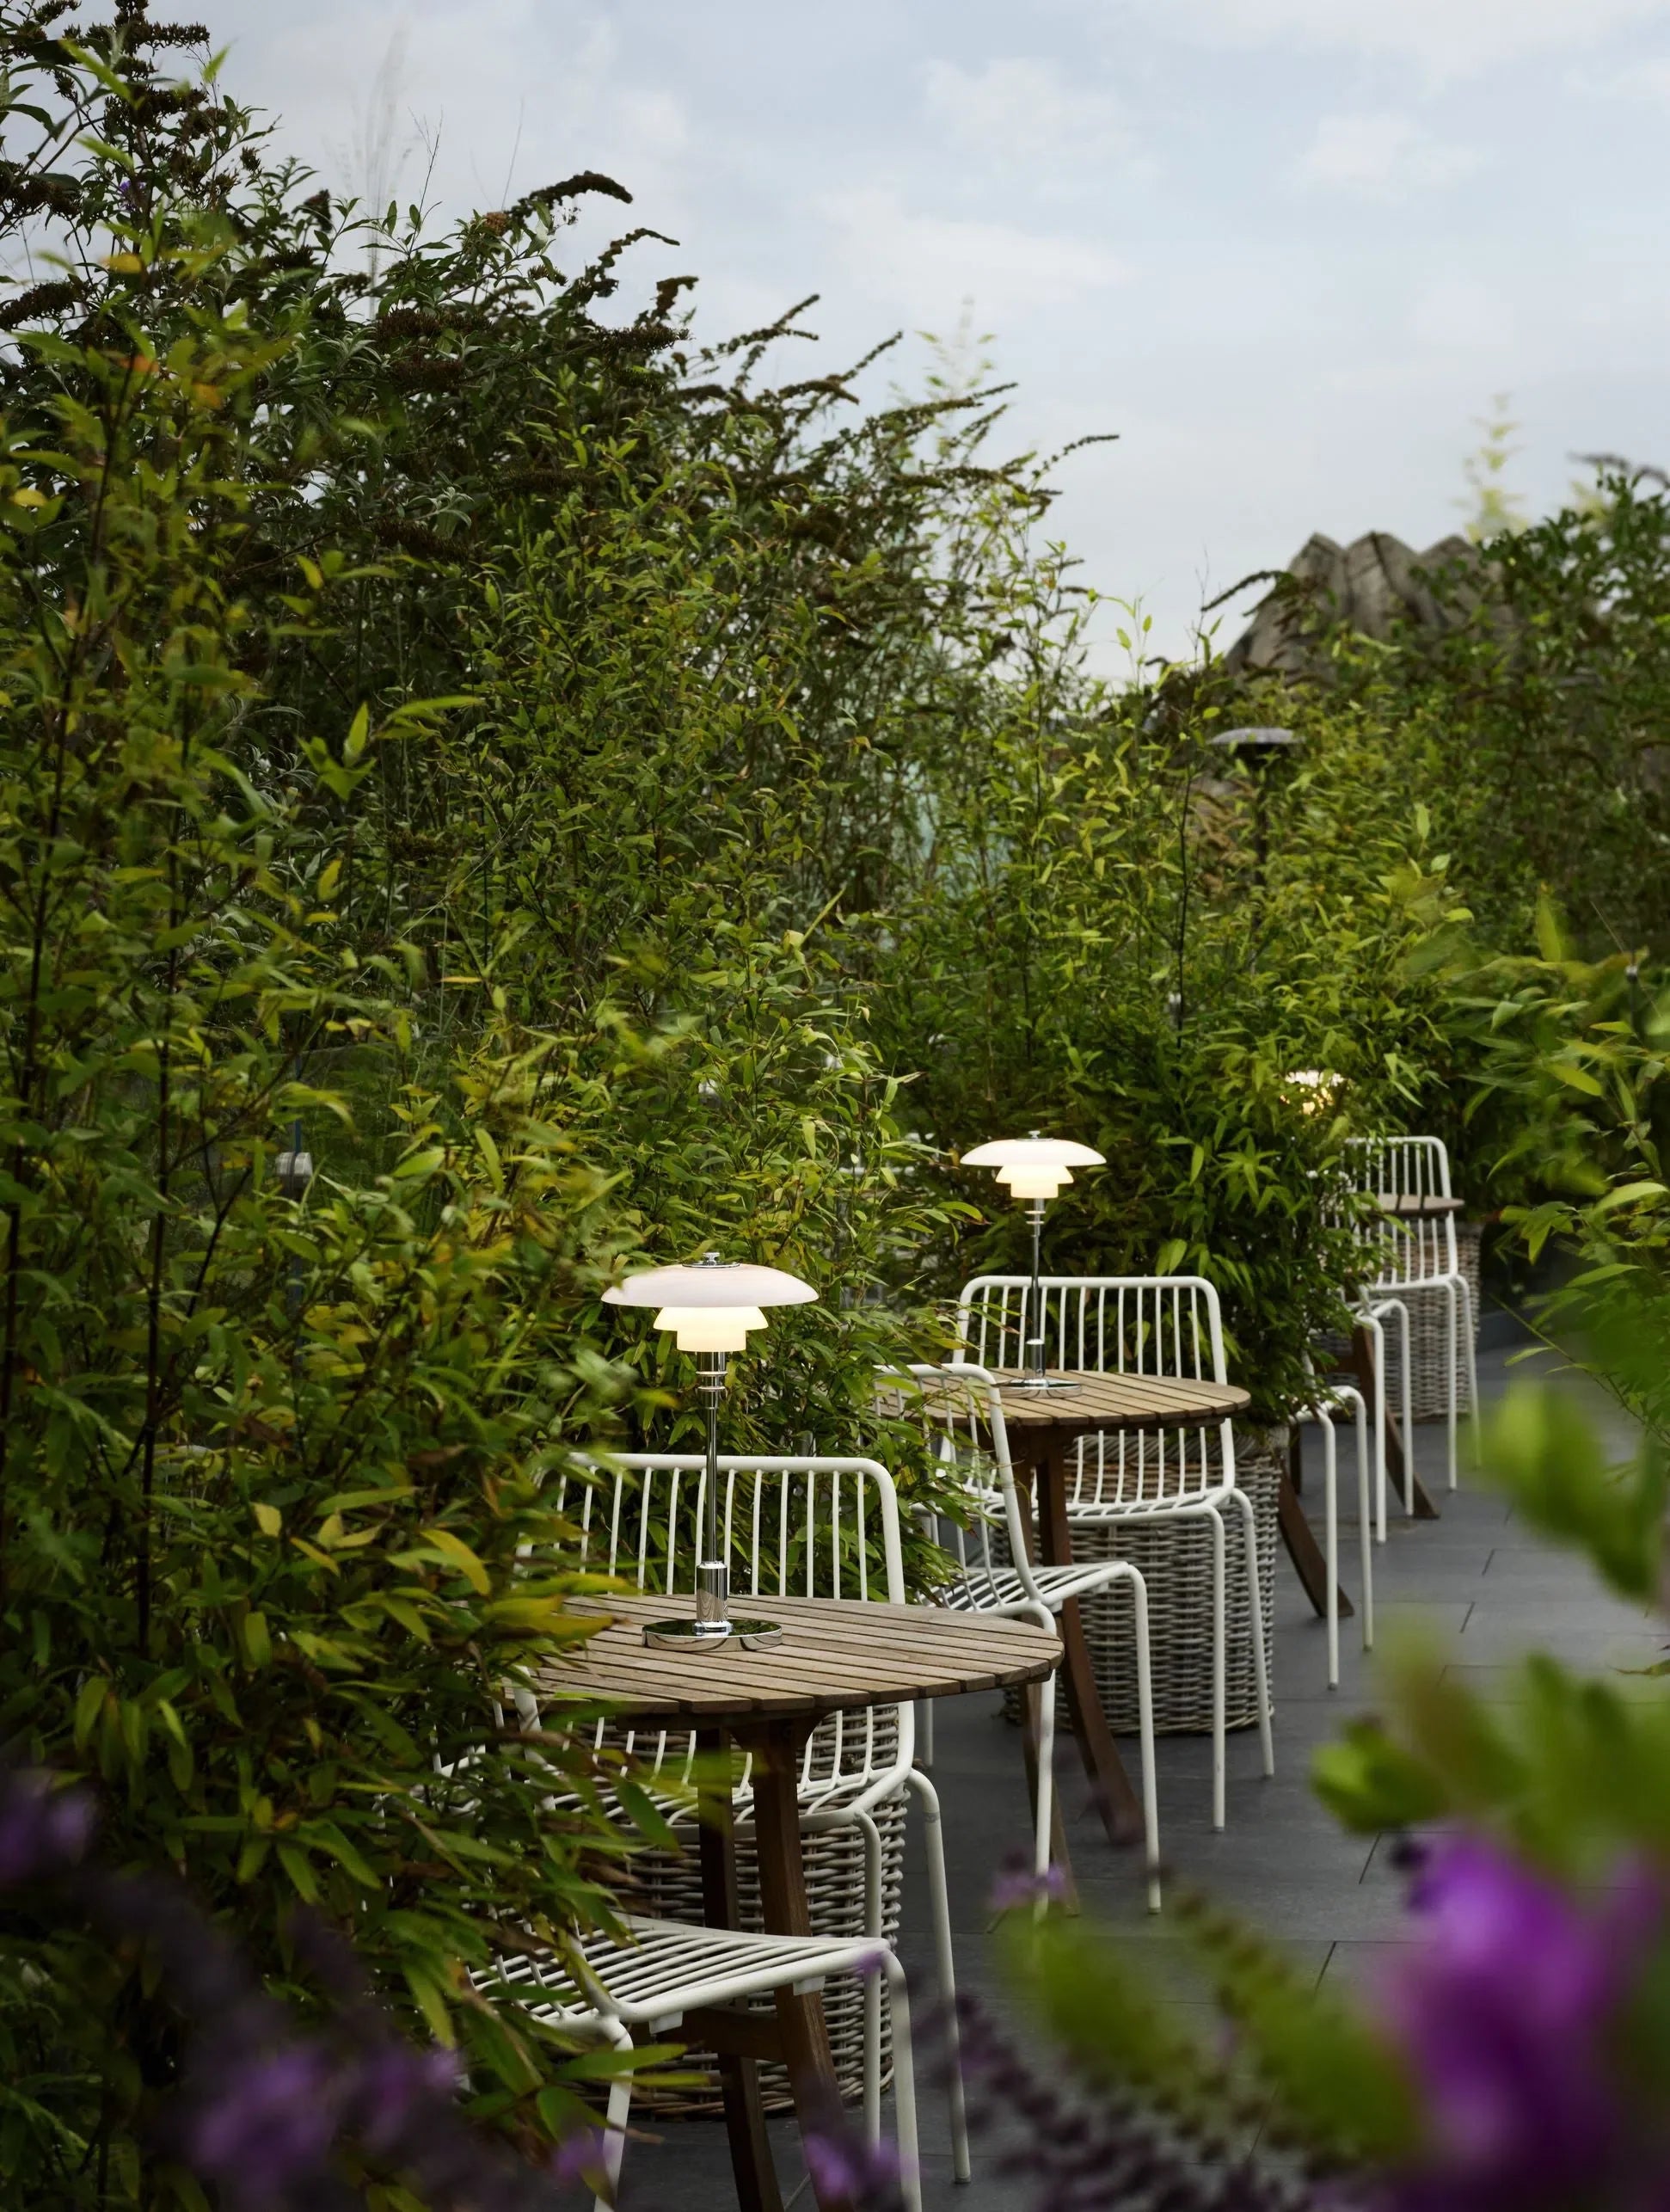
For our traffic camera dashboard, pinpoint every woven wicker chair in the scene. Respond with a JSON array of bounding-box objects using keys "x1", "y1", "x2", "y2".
[
  {"x1": 473, "y1": 1914, "x2": 923, "y2": 2212},
  {"x1": 955, "y1": 1274, "x2": 1274, "y2": 1830},
  {"x1": 1342, "y1": 1135, "x2": 1481, "y2": 1500},
  {"x1": 525, "y1": 1453, "x2": 968, "y2": 2177},
  {"x1": 892, "y1": 1361, "x2": 1159, "y2": 1912}
]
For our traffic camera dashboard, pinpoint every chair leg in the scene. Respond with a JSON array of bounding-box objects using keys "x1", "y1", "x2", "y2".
[
  {"x1": 1392, "y1": 1300, "x2": 1415, "y2": 1514},
  {"x1": 856, "y1": 1809, "x2": 884, "y2": 2149},
  {"x1": 1119, "y1": 1563, "x2": 1162, "y2": 1913},
  {"x1": 881, "y1": 1951, "x2": 924, "y2": 2212},
  {"x1": 1364, "y1": 1311, "x2": 1388, "y2": 1544},
  {"x1": 906, "y1": 1767, "x2": 970, "y2": 2183},
  {"x1": 1375, "y1": 1298, "x2": 1415, "y2": 1517},
  {"x1": 1458, "y1": 1270, "x2": 1482, "y2": 1453},
  {"x1": 1207, "y1": 1502, "x2": 1227, "y2": 1830},
  {"x1": 1443, "y1": 1277, "x2": 1459, "y2": 1491},
  {"x1": 1033, "y1": 1668, "x2": 1058, "y2": 1884},
  {"x1": 595, "y1": 2026, "x2": 635, "y2": 2212},
  {"x1": 1231, "y1": 1485, "x2": 1275, "y2": 1779},
  {"x1": 1323, "y1": 1410, "x2": 1340, "y2": 1687},
  {"x1": 1348, "y1": 1387, "x2": 1374, "y2": 1652}
]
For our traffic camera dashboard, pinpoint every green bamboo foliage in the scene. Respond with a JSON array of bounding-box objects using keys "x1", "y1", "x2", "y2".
[{"x1": 3, "y1": 0, "x2": 1654, "y2": 2197}]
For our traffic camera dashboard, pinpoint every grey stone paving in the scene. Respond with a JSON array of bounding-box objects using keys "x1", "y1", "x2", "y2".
[{"x1": 622, "y1": 1342, "x2": 1662, "y2": 2209}]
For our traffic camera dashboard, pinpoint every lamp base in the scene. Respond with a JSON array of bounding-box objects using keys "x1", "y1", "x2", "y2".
[
  {"x1": 1013, "y1": 1370, "x2": 1081, "y2": 1393},
  {"x1": 641, "y1": 1616, "x2": 785, "y2": 1651}
]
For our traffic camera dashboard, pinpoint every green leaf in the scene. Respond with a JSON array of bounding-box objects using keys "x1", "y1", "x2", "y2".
[
  {"x1": 1478, "y1": 1382, "x2": 1665, "y2": 1601},
  {"x1": 1311, "y1": 1720, "x2": 1448, "y2": 1832},
  {"x1": 415, "y1": 1527, "x2": 492, "y2": 1594},
  {"x1": 73, "y1": 1674, "x2": 108, "y2": 1751},
  {"x1": 403, "y1": 1963, "x2": 457, "y2": 2049},
  {"x1": 276, "y1": 1842, "x2": 319, "y2": 1902}
]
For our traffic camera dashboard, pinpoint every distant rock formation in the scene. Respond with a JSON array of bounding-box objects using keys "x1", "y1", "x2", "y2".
[{"x1": 1225, "y1": 530, "x2": 1492, "y2": 679}]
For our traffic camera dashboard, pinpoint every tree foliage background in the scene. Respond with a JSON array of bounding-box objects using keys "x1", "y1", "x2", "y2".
[{"x1": 3, "y1": 0, "x2": 1668, "y2": 2202}]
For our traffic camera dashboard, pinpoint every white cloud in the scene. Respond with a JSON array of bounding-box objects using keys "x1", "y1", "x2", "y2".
[
  {"x1": 1587, "y1": 52, "x2": 1670, "y2": 101},
  {"x1": 224, "y1": 3, "x2": 693, "y2": 237},
  {"x1": 1297, "y1": 113, "x2": 1483, "y2": 196},
  {"x1": 1141, "y1": 0, "x2": 1670, "y2": 79},
  {"x1": 1409, "y1": 277, "x2": 1515, "y2": 352},
  {"x1": 923, "y1": 56, "x2": 1133, "y2": 168},
  {"x1": 815, "y1": 188, "x2": 1130, "y2": 318}
]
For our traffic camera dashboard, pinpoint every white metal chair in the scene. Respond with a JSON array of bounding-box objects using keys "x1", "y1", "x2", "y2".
[
  {"x1": 526, "y1": 1453, "x2": 968, "y2": 2179},
  {"x1": 1342, "y1": 1135, "x2": 1481, "y2": 1503},
  {"x1": 1316, "y1": 1175, "x2": 1415, "y2": 1543},
  {"x1": 892, "y1": 1361, "x2": 1160, "y2": 1913},
  {"x1": 1290, "y1": 1371, "x2": 1374, "y2": 1687},
  {"x1": 473, "y1": 1915, "x2": 922, "y2": 2212},
  {"x1": 955, "y1": 1274, "x2": 1274, "y2": 1830}
]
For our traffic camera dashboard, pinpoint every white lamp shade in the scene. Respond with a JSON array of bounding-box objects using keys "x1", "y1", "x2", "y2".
[
  {"x1": 602, "y1": 1260, "x2": 819, "y2": 1310},
  {"x1": 962, "y1": 1136, "x2": 1105, "y2": 1171},
  {"x1": 998, "y1": 1163, "x2": 1071, "y2": 1200},
  {"x1": 654, "y1": 1305, "x2": 768, "y2": 1353}
]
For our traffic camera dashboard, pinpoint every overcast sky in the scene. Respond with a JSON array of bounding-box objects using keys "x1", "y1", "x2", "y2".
[{"x1": 195, "y1": 0, "x2": 1670, "y2": 664}]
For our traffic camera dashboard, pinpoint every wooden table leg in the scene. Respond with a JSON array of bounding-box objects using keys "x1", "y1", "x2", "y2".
[
  {"x1": 697, "y1": 1728, "x2": 783, "y2": 2212},
  {"x1": 745, "y1": 1721, "x2": 855, "y2": 2212},
  {"x1": 1029, "y1": 1437, "x2": 1145, "y2": 1848},
  {"x1": 1280, "y1": 1427, "x2": 1354, "y2": 1623},
  {"x1": 1349, "y1": 1324, "x2": 1440, "y2": 1522}
]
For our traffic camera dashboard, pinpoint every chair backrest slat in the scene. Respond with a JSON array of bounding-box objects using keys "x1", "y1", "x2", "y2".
[
  {"x1": 885, "y1": 1362, "x2": 1050, "y2": 1615},
  {"x1": 1340, "y1": 1134, "x2": 1460, "y2": 1288},
  {"x1": 539, "y1": 1453, "x2": 908, "y2": 1790},
  {"x1": 955, "y1": 1274, "x2": 1236, "y2": 1511}
]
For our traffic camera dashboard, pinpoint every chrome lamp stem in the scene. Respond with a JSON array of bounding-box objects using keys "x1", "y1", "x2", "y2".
[
  {"x1": 695, "y1": 1349, "x2": 730, "y2": 1631},
  {"x1": 1024, "y1": 1198, "x2": 1050, "y2": 1388}
]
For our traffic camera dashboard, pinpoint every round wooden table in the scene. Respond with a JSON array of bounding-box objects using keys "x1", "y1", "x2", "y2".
[
  {"x1": 972, "y1": 1368, "x2": 1249, "y2": 1853},
  {"x1": 536, "y1": 1594, "x2": 1059, "y2": 2212}
]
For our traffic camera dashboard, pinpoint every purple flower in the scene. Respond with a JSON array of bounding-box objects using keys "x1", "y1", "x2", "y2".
[
  {"x1": 804, "y1": 2120, "x2": 903, "y2": 2208},
  {"x1": 1378, "y1": 1835, "x2": 1664, "y2": 2210},
  {"x1": 0, "y1": 1769, "x2": 96, "y2": 1887},
  {"x1": 350, "y1": 2040, "x2": 463, "y2": 2155},
  {"x1": 989, "y1": 1855, "x2": 1070, "y2": 1913},
  {"x1": 180, "y1": 2044, "x2": 341, "y2": 2203},
  {"x1": 549, "y1": 2126, "x2": 607, "y2": 2189}
]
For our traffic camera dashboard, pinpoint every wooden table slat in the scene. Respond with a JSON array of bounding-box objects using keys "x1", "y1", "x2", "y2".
[
  {"x1": 893, "y1": 1367, "x2": 1249, "y2": 1434},
  {"x1": 534, "y1": 1594, "x2": 1060, "y2": 1722}
]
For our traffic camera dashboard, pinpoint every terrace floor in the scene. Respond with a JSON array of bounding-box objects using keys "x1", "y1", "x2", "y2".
[{"x1": 623, "y1": 1338, "x2": 1661, "y2": 2210}]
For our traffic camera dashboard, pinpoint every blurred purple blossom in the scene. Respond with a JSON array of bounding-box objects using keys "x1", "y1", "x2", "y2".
[
  {"x1": 0, "y1": 1767, "x2": 96, "y2": 1885},
  {"x1": 353, "y1": 2041, "x2": 464, "y2": 2156},
  {"x1": 0, "y1": 1760, "x2": 575, "y2": 2209},
  {"x1": 181, "y1": 2044, "x2": 341, "y2": 2202},
  {"x1": 804, "y1": 2117, "x2": 905, "y2": 2209},
  {"x1": 1379, "y1": 1834, "x2": 1665, "y2": 2212},
  {"x1": 547, "y1": 2125, "x2": 607, "y2": 2189},
  {"x1": 989, "y1": 1855, "x2": 1071, "y2": 1914}
]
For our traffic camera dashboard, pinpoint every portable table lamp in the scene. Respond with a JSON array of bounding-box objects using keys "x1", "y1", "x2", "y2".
[
  {"x1": 603, "y1": 1254, "x2": 818, "y2": 1649},
  {"x1": 961, "y1": 1134, "x2": 1105, "y2": 1390}
]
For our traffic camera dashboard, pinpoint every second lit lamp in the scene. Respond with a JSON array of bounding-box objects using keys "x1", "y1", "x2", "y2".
[{"x1": 961, "y1": 1134, "x2": 1105, "y2": 1390}]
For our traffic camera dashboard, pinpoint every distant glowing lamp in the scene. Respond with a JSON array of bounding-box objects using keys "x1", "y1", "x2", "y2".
[
  {"x1": 962, "y1": 1134, "x2": 1105, "y2": 1390},
  {"x1": 1281, "y1": 1069, "x2": 1342, "y2": 1117}
]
